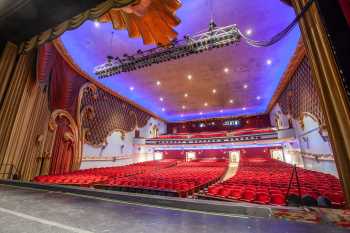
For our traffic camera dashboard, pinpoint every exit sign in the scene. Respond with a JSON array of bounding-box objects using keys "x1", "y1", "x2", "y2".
[{"x1": 223, "y1": 120, "x2": 240, "y2": 127}]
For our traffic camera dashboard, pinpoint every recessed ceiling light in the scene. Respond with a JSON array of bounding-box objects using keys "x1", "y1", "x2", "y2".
[
  {"x1": 224, "y1": 68, "x2": 229, "y2": 73},
  {"x1": 256, "y1": 96, "x2": 261, "y2": 100},
  {"x1": 242, "y1": 107, "x2": 246, "y2": 111},
  {"x1": 129, "y1": 86, "x2": 134, "y2": 91},
  {"x1": 204, "y1": 102, "x2": 208, "y2": 107},
  {"x1": 212, "y1": 89, "x2": 217, "y2": 94},
  {"x1": 266, "y1": 59, "x2": 272, "y2": 65},
  {"x1": 246, "y1": 29, "x2": 252, "y2": 35},
  {"x1": 243, "y1": 84, "x2": 248, "y2": 89},
  {"x1": 94, "y1": 21, "x2": 100, "y2": 28},
  {"x1": 187, "y1": 75, "x2": 192, "y2": 80},
  {"x1": 199, "y1": 112, "x2": 203, "y2": 115},
  {"x1": 156, "y1": 81, "x2": 161, "y2": 86},
  {"x1": 220, "y1": 109, "x2": 224, "y2": 113},
  {"x1": 160, "y1": 97, "x2": 164, "y2": 102},
  {"x1": 229, "y1": 99, "x2": 234, "y2": 104},
  {"x1": 184, "y1": 93, "x2": 188, "y2": 98},
  {"x1": 182, "y1": 105, "x2": 186, "y2": 109},
  {"x1": 162, "y1": 108, "x2": 165, "y2": 112}
]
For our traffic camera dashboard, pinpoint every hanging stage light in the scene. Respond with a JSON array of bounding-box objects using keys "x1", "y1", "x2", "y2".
[
  {"x1": 94, "y1": 0, "x2": 315, "y2": 79},
  {"x1": 94, "y1": 21, "x2": 241, "y2": 79}
]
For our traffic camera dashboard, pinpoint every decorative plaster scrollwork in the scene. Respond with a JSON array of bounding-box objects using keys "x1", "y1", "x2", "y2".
[{"x1": 76, "y1": 83, "x2": 98, "y2": 166}]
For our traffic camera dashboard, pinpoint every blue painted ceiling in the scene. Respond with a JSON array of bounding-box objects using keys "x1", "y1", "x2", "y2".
[{"x1": 60, "y1": 0, "x2": 300, "y2": 122}]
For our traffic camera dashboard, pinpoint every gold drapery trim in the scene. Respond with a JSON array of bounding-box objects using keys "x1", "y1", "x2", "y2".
[
  {"x1": 291, "y1": 0, "x2": 350, "y2": 205},
  {"x1": 20, "y1": 0, "x2": 137, "y2": 53},
  {"x1": 0, "y1": 42, "x2": 18, "y2": 106},
  {"x1": 0, "y1": 47, "x2": 51, "y2": 180},
  {"x1": 99, "y1": 0, "x2": 181, "y2": 46}
]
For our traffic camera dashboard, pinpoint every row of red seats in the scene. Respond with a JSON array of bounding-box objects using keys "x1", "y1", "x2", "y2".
[
  {"x1": 208, "y1": 185, "x2": 286, "y2": 205},
  {"x1": 230, "y1": 128, "x2": 275, "y2": 136},
  {"x1": 206, "y1": 157, "x2": 345, "y2": 207},
  {"x1": 33, "y1": 160, "x2": 177, "y2": 186},
  {"x1": 105, "y1": 161, "x2": 227, "y2": 197},
  {"x1": 176, "y1": 161, "x2": 228, "y2": 167}
]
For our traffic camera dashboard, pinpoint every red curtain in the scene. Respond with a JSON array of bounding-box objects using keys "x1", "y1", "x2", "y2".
[
  {"x1": 49, "y1": 118, "x2": 75, "y2": 175},
  {"x1": 339, "y1": 0, "x2": 350, "y2": 27},
  {"x1": 38, "y1": 43, "x2": 87, "y2": 175},
  {"x1": 37, "y1": 43, "x2": 87, "y2": 117}
]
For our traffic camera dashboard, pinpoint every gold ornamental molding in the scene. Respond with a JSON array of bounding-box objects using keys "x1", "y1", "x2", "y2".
[
  {"x1": 290, "y1": 0, "x2": 350, "y2": 205},
  {"x1": 76, "y1": 83, "x2": 98, "y2": 165},
  {"x1": 267, "y1": 40, "x2": 306, "y2": 112},
  {"x1": 86, "y1": 129, "x2": 127, "y2": 148},
  {"x1": 299, "y1": 111, "x2": 323, "y2": 130},
  {"x1": 20, "y1": 0, "x2": 137, "y2": 53}
]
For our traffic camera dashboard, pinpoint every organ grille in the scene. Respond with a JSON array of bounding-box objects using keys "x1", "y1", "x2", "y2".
[
  {"x1": 278, "y1": 57, "x2": 325, "y2": 125},
  {"x1": 81, "y1": 87, "x2": 151, "y2": 146}
]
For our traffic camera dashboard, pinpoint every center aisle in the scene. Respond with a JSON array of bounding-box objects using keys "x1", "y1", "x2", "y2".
[
  {"x1": 222, "y1": 162, "x2": 239, "y2": 181},
  {"x1": 0, "y1": 185, "x2": 347, "y2": 233}
]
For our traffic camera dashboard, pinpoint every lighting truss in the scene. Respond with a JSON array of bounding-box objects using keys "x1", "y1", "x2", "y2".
[
  {"x1": 94, "y1": 21, "x2": 241, "y2": 79},
  {"x1": 94, "y1": 0, "x2": 314, "y2": 79}
]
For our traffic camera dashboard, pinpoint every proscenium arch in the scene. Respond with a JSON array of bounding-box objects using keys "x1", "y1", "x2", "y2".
[{"x1": 290, "y1": 0, "x2": 350, "y2": 205}]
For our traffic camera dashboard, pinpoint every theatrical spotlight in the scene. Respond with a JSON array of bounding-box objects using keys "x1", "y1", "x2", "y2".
[
  {"x1": 94, "y1": 0, "x2": 312, "y2": 79},
  {"x1": 94, "y1": 21, "x2": 241, "y2": 79}
]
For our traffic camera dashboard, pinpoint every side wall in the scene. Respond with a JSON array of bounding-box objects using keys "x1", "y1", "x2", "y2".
[
  {"x1": 270, "y1": 56, "x2": 337, "y2": 176},
  {"x1": 167, "y1": 114, "x2": 271, "y2": 134},
  {"x1": 81, "y1": 117, "x2": 166, "y2": 169}
]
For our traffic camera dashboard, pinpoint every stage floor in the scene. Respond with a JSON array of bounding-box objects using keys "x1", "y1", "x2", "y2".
[{"x1": 0, "y1": 184, "x2": 347, "y2": 233}]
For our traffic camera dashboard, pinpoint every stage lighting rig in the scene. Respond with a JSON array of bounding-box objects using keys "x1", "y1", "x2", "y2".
[
  {"x1": 94, "y1": 0, "x2": 314, "y2": 79},
  {"x1": 94, "y1": 21, "x2": 241, "y2": 79}
]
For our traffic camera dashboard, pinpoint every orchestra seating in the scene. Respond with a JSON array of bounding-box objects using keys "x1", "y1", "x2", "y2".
[
  {"x1": 206, "y1": 157, "x2": 345, "y2": 208},
  {"x1": 33, "y1": 155, "x2": 344, "y2": 208},
  {"x1": 33, "y1": 160, "x2": 177, "y2": 186},
  {"x1": 104, "y1": 161, "x2": 227, "y2": 197}
]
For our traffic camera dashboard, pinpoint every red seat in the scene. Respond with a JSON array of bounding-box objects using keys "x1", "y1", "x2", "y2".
[
  {"x1": 227, "y1": 189, "x2": 243, "y2": 200},
  {"x1": 218, "y1": 188, "x2": 232, "y2": 198},
  {"x1": 240, "y1": 190, "x2": 256, "y2": 202},
  {"x1": 270, "y1": 194, "x2": 286, "y2": 205},
  {"x1": 326, "y1": 192, "x2": 345, "y2": 208},
  {"x1": 255, "y1": 192, "x2": 270, "y2": 204},
  {"x1": 208, "y1": 186, "x2": 222, "y2": 195}
]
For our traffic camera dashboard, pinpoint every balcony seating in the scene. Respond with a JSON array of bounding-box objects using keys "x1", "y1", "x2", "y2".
[{"x1": 156, "y1": 128, "x2": 275, "y2": 140}]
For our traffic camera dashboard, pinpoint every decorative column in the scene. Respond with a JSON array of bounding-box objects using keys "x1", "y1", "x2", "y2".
[
  {"x1": 76, "y1": 83, "x2": 98, "y2": 169},
  {"x1": 291, "y1": 0, "x2": 350, "y2": 204}
]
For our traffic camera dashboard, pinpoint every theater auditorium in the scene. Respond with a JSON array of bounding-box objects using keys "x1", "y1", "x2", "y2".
[{"x1": 0, "y1": 0, "x2": 350, "y2": 232}]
